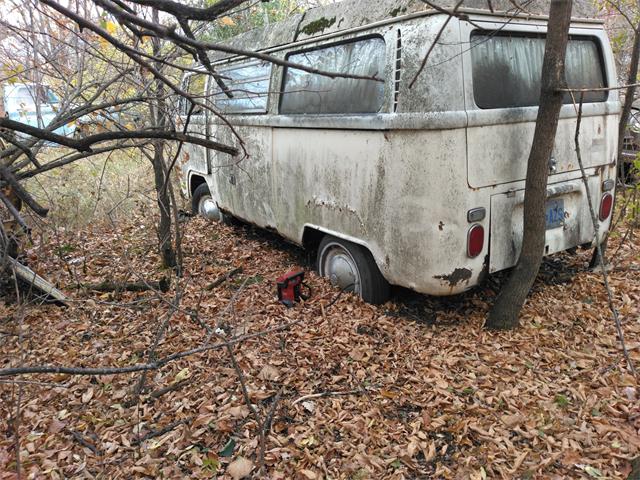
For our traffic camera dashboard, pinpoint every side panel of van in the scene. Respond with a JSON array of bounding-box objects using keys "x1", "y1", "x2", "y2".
[{"x1": 212, "y1": 125, "x2": 276, "y2": 229}]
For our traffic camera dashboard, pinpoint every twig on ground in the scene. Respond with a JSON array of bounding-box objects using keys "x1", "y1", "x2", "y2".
[
  {"x1": 147, "y1": 379, "x2": 191, "y2": 402},
  {"x1": 133, "y1": 417, "x2": 192, "y2": 445},
  {"x1": 79, "y1": 278, "x2": 170, "y2": 293},
  {"x1": 0, "y1": 379, "x2": 68, "y2": 388},
  {"x1": 206, "y1": 266, "x2": 243, "y2": 291},
  {"x1": 205, "y1": 276, "x2": 250, "y2": 344},
  {"x1": 69, "y1": 430, "x2": 101, "y2": 455},
  {"x1": 258, "y1": 387, "x2": 284, "y2": 474},
  {"x1": 0, "y1": 279, "x2": 359, "y2": 378},
  {"x1": 127, "y1": 283, "x2": 183, "y2": 407}
]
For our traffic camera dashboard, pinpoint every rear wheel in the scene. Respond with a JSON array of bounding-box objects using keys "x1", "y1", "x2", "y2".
[
  {"x1": 191, "y1": 183, "x2": 223, "y2": 221},
  {"x1": 317, "y1": 235, "x2": 390, "y2": 304}
]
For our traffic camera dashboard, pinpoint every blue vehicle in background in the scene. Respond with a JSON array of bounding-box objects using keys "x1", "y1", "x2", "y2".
[{"x1": 1, "y1": 82, "x2": 75, "y2": 139}]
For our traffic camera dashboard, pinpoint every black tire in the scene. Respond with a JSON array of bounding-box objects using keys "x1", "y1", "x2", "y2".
[
  {"x1": 317, "y1": 235, "x2": 390, "y2": 304},
  {"x1": 191, "y1": 183, "x2": 226, "y2": 223},
  {"x1": 192, "y1": 183, "x2": 210, "y2": 215},
  {"x1": 192, "y1": 183, "x2": 232, "y2": 223}
]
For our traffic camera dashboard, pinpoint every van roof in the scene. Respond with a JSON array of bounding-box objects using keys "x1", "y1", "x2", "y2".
[{"x1": 208, "y1": 0, "x2": 602, "y2": 63}]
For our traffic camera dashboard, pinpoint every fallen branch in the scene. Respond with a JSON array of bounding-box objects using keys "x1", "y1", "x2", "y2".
[
  {"x1": 80, "y1": 278, "x2": 170, "y2": 293},
  {"x1": 8, "y1": 256, "x2": 68, "y2": 304},
  {"x1": 0, "y1": 287, "x2": 348, "y2": 378},
  {"x1": 133, "y1": 417, "x2": 192, "y2": 445},
  {"x1": 147, "y1": 379, "x2": 191, "y2": 402},
  {"x1": 206, "y1": 266, "x2": 243, "y2": 291},
  {"x1": 258, "y1": 387, "x2": 284, "y2": 475}
]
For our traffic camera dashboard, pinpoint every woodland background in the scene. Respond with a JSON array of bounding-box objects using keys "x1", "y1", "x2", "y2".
[{"x1": 0, "y1": 0, "x2": 639, "y2": 478}]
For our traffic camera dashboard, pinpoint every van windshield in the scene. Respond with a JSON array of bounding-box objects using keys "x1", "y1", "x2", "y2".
[{"x1": 470, "y1": 32, "x2": 607, "y2": 109}]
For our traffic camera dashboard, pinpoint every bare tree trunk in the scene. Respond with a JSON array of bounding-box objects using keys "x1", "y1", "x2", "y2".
[
  {"x1": 152, "y1": 139, "x2": 177, "y2": 269},
  {"x1": 150, "y1": 7, "x2": 177, "y2": 269},
  {"x1": 590, "y1": 22, "x2": 640, "y2": 268},
  {"x1": 486, "y1": 0, "x2": 573, "y2": 330}
]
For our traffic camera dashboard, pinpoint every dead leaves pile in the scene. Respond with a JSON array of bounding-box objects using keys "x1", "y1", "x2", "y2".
[{"x1": 1, "y1": 212, "x2": 639, "y2": 479}]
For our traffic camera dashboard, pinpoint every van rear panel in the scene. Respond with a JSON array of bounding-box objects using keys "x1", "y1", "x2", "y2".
[
  {"x1": 489, "y1": 174, "x2": 609, "y2": 273},
  {"x1": 461, "y1": 17, "x2": 619, "y2": 274},
  {"x1": 467, "y1": 109, "x2": 617, "y2": 188}
]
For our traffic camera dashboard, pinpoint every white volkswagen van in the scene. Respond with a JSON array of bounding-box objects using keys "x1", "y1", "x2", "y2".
[{"x1": 179, "y1": 0, "x2": 618, "y2": 303}]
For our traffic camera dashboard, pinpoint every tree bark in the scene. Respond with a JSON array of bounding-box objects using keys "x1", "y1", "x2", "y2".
[
  {"x1": 152, "y1": 138, "x2": 177, "y2": 269},
  {"x1": 486, "y1": 0, "x2": 573, "y2": 330},
  {"x1": 150, "y1": 7, "x2": 177, "y2": 269}
]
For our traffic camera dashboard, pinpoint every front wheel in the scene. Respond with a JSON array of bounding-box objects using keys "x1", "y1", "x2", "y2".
[
  {"x1": 317, "y1": 235, "x2": 390, "y2": 304},
  {"x1": 191, "y1": 183, "x2": 223, "y2": 222}
]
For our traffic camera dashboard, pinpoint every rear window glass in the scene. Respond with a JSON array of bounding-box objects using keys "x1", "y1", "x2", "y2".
[
  {"x1": 280, "y1": 36, "x2": 386, "y2": 114},
  {"x1": 471, "y1": 32, "x2": 607, "y2": 109}
]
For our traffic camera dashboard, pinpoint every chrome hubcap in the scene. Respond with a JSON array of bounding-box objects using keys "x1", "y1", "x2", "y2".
[
  {"x1": 198, "y1": 195, "x2": 221, "y2": 221},
  {"x1": 321, "y1": 244, "x2": 360, "y2": 294}
]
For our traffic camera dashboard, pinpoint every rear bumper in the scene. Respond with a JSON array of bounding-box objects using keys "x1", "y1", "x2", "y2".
[{"x1": 489, "y1": 175, "x2": 610, "y2": 273}]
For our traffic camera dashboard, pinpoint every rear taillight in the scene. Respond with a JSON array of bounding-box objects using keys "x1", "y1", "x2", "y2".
[
  {"x1": 599, "y1": 193, "x2": 613, "y2": 221},
  {"x1": 467, "y1": 224, "x2": 484, "y2": 258}
]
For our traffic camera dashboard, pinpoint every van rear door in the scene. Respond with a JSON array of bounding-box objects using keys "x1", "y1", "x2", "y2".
[{"x1": 461, "y1": 20, "x2": 618, "y2": 189}]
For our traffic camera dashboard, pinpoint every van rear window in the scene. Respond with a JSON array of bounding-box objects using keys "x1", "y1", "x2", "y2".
[
  {"x1": 471, "y1": 32, "x2": 607, "y2": 109},
  {"x1": 280, "y1": 37, "x2": 386, "y2": 114}
]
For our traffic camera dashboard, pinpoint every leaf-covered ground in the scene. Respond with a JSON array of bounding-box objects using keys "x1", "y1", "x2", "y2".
[{"x1": 1, "y1": 210, "x2": 639, "y2": 479}]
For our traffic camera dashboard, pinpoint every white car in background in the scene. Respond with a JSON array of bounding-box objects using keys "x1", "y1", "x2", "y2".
[{"x1": 1, "y1": 82, "x2": 75, "y2": 138}]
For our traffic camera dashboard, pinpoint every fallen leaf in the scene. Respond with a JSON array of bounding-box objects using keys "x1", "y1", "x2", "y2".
[
  {"x1": 82, "y1": 388, "x2": 94, "y2": 403},
  {"x1": 227, "y1": 456, "x2": 253, "y2": 479},
  {"x1": 49, "y1": 419, "x2": 66, "y2": 434},
  {"x1": 258, "y1": 365, "x2": 280, "y2": 381},
  {"x1": 501, "y1": 414, "x2": 524, "y2": 428},
  {"x1": 302, "y1": 401, "x2": 316, "y2": 413},
  {"x1": 227, "y1": 406, "x2": 249, "y2": 419},
  {"x1": 175, "y1": 368, "x2": 191, "y2": 382}
]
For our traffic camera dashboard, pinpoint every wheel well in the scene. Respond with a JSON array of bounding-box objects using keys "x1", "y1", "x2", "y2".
[
  {"x1": 189, "y1": 175, "x2": 207, "y2": 196},
  {"x1": 302, "y1": 227, "x2": 325, "y2": 251}
]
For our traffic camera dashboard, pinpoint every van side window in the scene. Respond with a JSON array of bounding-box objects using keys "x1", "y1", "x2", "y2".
[
  {"x1": 182, "y1": 73, "x2": 207, "y2": 115},
  {"x1": 280, "y1": 37, "x2": 386, "y2": 114},
  {"x1": 213, "y1": 61, "x2": 271, "y2": 114},
  {"x1": 471, "y1": 32, "x2": 607, "y2": 109}
]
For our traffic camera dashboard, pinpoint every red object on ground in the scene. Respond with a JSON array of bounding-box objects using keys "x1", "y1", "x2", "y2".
[{"x1": 276, "y1": 270, "x2": 308, "y2": 307}]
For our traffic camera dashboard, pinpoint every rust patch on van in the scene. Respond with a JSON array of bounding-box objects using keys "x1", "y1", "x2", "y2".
[{"x1": 434, "y1": 268, "x2": 472, "y2": 287}]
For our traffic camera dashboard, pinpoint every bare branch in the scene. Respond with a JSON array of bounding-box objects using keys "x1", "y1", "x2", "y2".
[
  {"x1": 126, "y1": 0, "x2": 249, "y2": 21},
  {"x1": 0, "y1": 118, "x2": 238, "y2": 156}
]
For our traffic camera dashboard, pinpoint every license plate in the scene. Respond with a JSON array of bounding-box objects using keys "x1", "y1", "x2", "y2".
[{"x1": 546, "y1": 199, "x2": 565, "y2": 229}]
